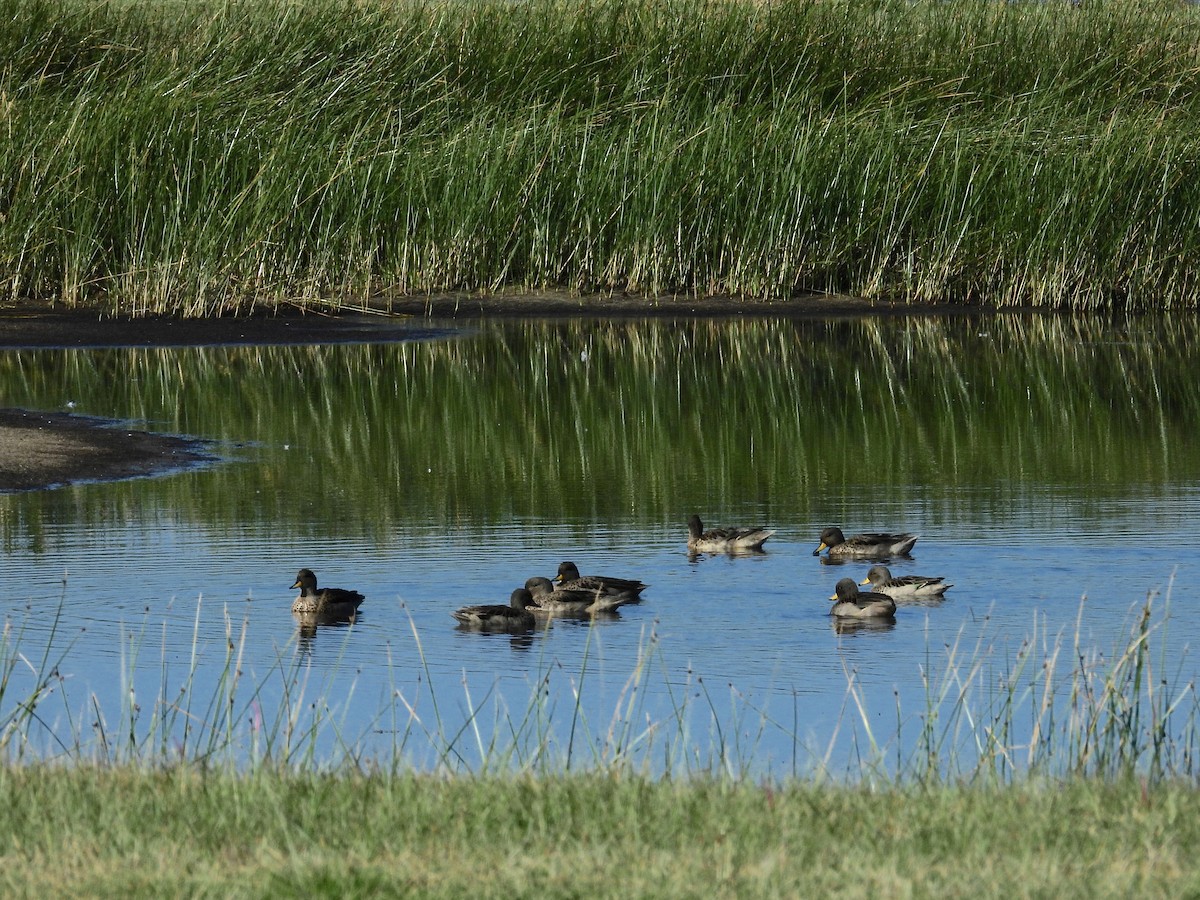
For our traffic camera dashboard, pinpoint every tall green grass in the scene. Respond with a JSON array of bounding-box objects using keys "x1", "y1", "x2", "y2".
[{"x1": 2, "y1": 0, "x2": 1199, "y2": 314}]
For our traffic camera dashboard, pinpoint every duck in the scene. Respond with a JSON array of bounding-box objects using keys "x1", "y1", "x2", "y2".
[
  {"x1": 524, "y1": 577, "x2": 636, "y2": 614},
  {"x1": 452, "y1": 588, "x2": 538, "y2": 630},
  {"x1": 859, "y1": 565, "x2": 952, "y2": 601},
  {"x1": 687, "y1": 514, "x2": 775, "y2": 553},
  {"x1": 829, "y1": 578, "x2": 897, "y2": 619},
  {"x1": 553, "y1": 561, "x2": 648, "y2": 600},
  {"x1": 812, "y1": 526, "x2": 917, "y2": 559},
  {"x1": 291, "y1": 568, "x2": 365, "y2": 617}
]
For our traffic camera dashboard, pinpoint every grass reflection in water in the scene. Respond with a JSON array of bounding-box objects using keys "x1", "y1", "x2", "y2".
[{"x1": 1, "y1": 314, "x2": 1197, "y2": 543}]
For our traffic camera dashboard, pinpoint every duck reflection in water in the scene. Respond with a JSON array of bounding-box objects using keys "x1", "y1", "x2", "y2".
[
  {"x1": 543, "y1": 609, "x2": 622, "y2": 627},
  {"x1": 451, "y1": 623, "x2": 542, "y2": 652},
  {"x1": 295, "y1": 613, "x2": 360, "y2": 656},
  {"x1": 832, "y1": 617, "x2": 898, "y2": 636}
]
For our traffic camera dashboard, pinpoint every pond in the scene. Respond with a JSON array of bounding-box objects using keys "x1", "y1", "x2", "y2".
[{"x1": 1, "y1": 314, "x2": 1198, "y2": 778}]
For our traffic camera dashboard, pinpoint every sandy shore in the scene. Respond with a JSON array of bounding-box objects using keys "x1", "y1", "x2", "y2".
[{"x1": 0, "y1": 295, "x2": 982, "y2": 491}]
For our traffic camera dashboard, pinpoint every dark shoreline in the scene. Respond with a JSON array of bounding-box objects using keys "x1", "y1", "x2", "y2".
[{"x1": 0, "y1": 293, "x2": 989, "y2": 348}]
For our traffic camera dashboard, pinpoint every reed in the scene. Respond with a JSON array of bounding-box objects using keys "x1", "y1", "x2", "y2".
[
  {"x1": 0, "y1": 578, "x2": 1195, "y2": 784},
  {"x1": 881, "y1": 587, "x2": 1199, "y2": 784},
  {"x1": 2, "y1": 0, "x2": 1199, "y2": 314}
]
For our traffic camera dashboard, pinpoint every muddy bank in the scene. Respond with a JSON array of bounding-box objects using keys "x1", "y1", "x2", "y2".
[
  {"x1": 0, "y1": 293, "x2": 981, "y2": 348},
  {"x1": 0, "y1": 409, "x2": 213, "y2": 493}
]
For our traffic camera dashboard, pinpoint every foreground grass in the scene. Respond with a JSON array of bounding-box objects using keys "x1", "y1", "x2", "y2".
[
  {"x1": 1, "y1": 768, "x2": 1197, "y2": 897},
  {"x1": 3, "y1": 0, "x2": 1200, "y2": 314}
]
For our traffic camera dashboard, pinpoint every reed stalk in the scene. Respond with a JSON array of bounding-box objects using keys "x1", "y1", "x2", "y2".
[
  {"x1": 0, "y1": 582, "x2": 1195, "y2": 784},
  {"x1": 3, "y1": 0, "x2": 1198, "y2": 314}
]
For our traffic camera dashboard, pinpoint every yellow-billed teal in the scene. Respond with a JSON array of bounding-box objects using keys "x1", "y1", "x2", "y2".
[
  {"x1": 452, "y1": 588, "x2": 538, "y2": 630},
  {"x1": 829, "y1": 577, "x2": 897, "y2": 619},
  {"x1": 860, "y1": 565, "x2": 951, "y2": 601},
  {"x1": 812, "y1": 527, "x2": 917, "y2": 560},
  {"x1": 524, "y1": 576, "x2": 636, "y2": 614},
  {"x1": 688, "y1": 514, "x2": 774, "y2": 553},
  {"x1": 553, "y1": 561, "x2": 647, "y2": 600},
  {"x1": 291, "y1": 568, "x2": 365, "y2": 617}
]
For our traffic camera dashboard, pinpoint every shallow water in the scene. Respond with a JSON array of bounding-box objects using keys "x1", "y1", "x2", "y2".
[{"x1": 1, "y1": 315, "x2": 1198, "y2": 776}]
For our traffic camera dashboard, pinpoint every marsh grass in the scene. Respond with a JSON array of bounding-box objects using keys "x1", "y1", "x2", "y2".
[
  {"x1": 3, "y1": 0, "x2": 1200, "y2": 314},
  {"x1": 1, "y1": 577, "x2": 1196, "y2": 786},
  {"x1": 891, "y1": 586, "x2": 1199, "y2": 784}
]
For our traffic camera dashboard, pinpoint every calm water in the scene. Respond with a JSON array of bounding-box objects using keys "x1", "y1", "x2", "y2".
[{"x1": 1, "y1": 314, "x2": 1198, "y2": 776}]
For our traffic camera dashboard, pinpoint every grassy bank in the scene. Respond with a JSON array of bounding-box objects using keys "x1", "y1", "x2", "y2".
[
  {"x1": 2, "y1": 0, "x2": 1199, "y2": 315},
  {"x1": 2, "y1": 768, "x2": 1198, "y2": 896}
]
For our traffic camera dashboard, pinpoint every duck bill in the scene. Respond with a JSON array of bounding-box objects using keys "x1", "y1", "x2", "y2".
[
  {"x1": 812, "y1": 542, "x2": 828, "y2": 556},
  {"x1": 858, "y1": 576, "x2": 871, "y2": 586},
  {"x1": 291, "y1": 580, "x2": 301, "y2": 589}
]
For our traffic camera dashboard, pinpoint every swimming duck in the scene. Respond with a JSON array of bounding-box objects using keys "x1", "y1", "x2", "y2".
[
  {"x1": 860, "y1": 565, "x2": 952, "y2": 601},
  {"x1": 524, "y1": 577, "x2": 636, "y2": 614},
  {"x1": 553, "y1": 561, "x2": 648, "y2": 600},
  {"x1": 291, "y1": 568, "x2": 365, "y2": 617},
  {"x1": 687, "y1": 514, "x2": 775, "y2": 553},
  {"x1": 829, "y1": 578, "x2": 897, "y2": 619},
  {"x1": 812, "y1": 527, "x2": 917, "y2": 559},
  {"x1": 452, "y1": 588, "x2": 538, "y2": 631}
]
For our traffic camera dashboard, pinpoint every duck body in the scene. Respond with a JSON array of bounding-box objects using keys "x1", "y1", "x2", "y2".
[
  {"x1": 860, "y1": 565, "x2": 952, "y2": 601},
  {"x1": 524, "y1": 577, "x2": 635, "y2": 614},
  {"x1": 453, "y1": 588, "x2": 538, "y2": 630},
  {"x1": 687, "y1": 514, "x2": 775, "y2": 553},
  {"x1": 553, "y1": 561, "x2": 647, "y2": 600},
  {"x1": 813, "y1": 526, "x2": 917, "y2": 559},
  {"x1": 291, "y1": 568, "x2": 365, "y2": 617},
  {"x1": 829, "y1": 577, "x2": 897, "y2": 619}
]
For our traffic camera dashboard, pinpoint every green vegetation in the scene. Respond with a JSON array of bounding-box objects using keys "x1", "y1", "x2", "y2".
[
  {"x1": 2, "y1": 0, "x2": 1199, "y2": 315},
  {"x1": 0, "y1": 570, "x2": 1193, "y2": 780},
  {"x1": 3, "y1": 769, "x2": 1199, "y2": 896}
]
